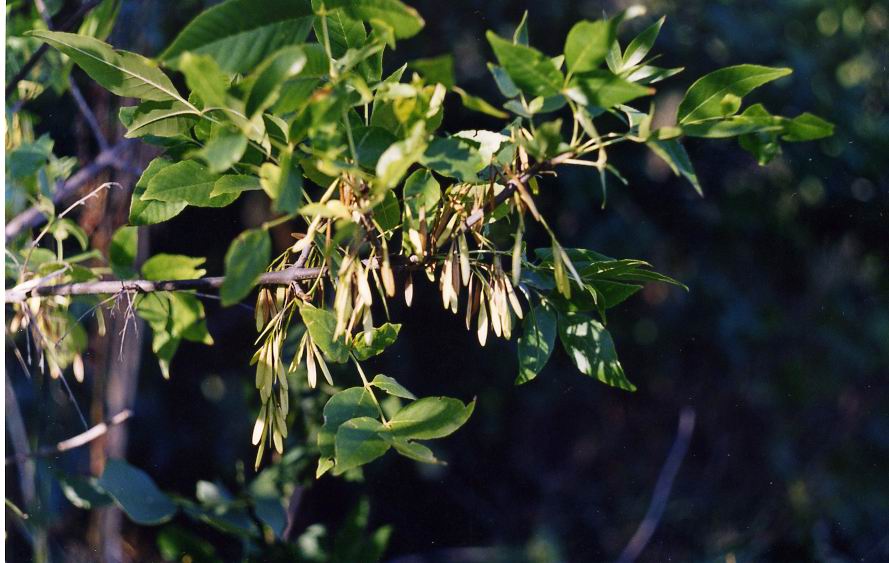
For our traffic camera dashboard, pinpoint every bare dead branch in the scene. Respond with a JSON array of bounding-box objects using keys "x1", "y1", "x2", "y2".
[
  {"x1": 616, "y1": 407, "x2": 697, "y2": 563},
  {"x1": 4, "y1": 410, "x2": 134, "y2": 465}
]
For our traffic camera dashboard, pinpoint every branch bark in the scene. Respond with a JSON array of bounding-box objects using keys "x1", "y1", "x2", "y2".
[
  {"x1": 616, "y1": 407, "x2": 696, "y2": 563},
  {"x1": 5, "y1": 139, "x2": 138, "y2": 240}
]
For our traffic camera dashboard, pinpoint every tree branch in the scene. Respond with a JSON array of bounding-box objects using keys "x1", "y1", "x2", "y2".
[
  {"x1": 616, "y1": 407, "x2": 696, "y2": 563},
  {"x1": 5, "y1": 153, "x2": 572, "y2": 303},
  {"x1": 5, "y1": 410, "x2": 133, "y2": 465},
  {"x1": 5, "y1": 139, "x2": 138, "y2": 240},
  {"x1": 5, "y1": 0, "x2": 105, "y2": 98}
]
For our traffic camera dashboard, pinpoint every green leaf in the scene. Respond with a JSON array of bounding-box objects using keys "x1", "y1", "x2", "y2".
[
  {"x1": 369, "y1": 374, "x2": 416, "y2": 400},
  {"x1": 300, "y1": 304, "x2": 350, "y2": 363},
  {"x1": 220, "y1": 229, "x2": 270, "y2": 306},
  {"x1": 27, "y1": 31, "x2": 186, "y2": 103},
  {"x1": 319, "y1": 387, "x2": 379, "y2": 460},
  {"x1": 325, "y1": 0, "x2": 425, "y2": 39},
  {"x1": 558, "y1": 313, "x2": 635, "y2": 391},
  {"x1": 567, "y1": 70, "x2": 653, "y2": 109},
  {"x1": 564, "y1": 19, "x2": 616, "y2": 74},
  {"x1": 487, "y1": 32, "x2": 563, "y2": 98},
  {"x1": 387, "y1": 397, "x2": 475, "y2": 440},
  {"x1": 620, "y1": 16, "x2": 665, "y2": 71},
  {"x1": 408, "y1": 55, "x2": 455, "y2": 88},
  {"x1": 143, "y1": 160, "x2": 240, "y2": 208},
  {"x1": 452, "y1": 87, "x2": 508, "y2": 119},
  {"x1": 520, "y1": 119, "x2": 565, "y2": 160},
  {"x1": 453, "y1": 129, "x2": 509, "y2": 164},
  {"x1": 677, "y1": 64, "x2": 792, "y2": 124},
  {"x1": 141, "y1": 254, "x2": 206, "y2": 281},
  {"x1": 159, "y1": 0, "x2": 314, "y2": 74},
  {"x1": 130, "y1": 159, "x2": 187, "y2": 225},
  {"x1": 195, "y1": 127, "x2": 247, "y2": 173},
  {"x1": 375, "y1": 122, "x2": 428, "y2": 189},
  {"x1": 782, "y1": 112, "x2": 834, "y2": 142},
  {"x1": 156, "y1": 526, "x2": 218, "y2": 562},
  {"x1": 318, "y1": 9, "x2": 367, "y2": 58},
  {"x1": 109, "y1": 226, "x2": 138, "y2": 279},
  {"x1": 121, "y1": 100, "x2": 198, "y2": 139},
  {"x1": 647, "y1": 139, "x2": 702, "y2": 195},
  {"x1": 681, "y1": 113, "x2": 783, "y2": 139},
  {"x1": 259, "y1": 152, "x2": 304, "y2": 214},
  {"x1": 487, "y1": 63, "x2": 520, "y2": 98},
  {"x1": 58, "y1": 474, "x2": 113, "y2": 510},
  {"x1": 516, "y1": 303, "x2": 557, "y2": 385},
  {"x1": 97, "y1": 459, "x2": 177, "y2": 525},
  {"x1": 245, "y1": 46, "x2": 307, "y2": 117},
  {"x1": 402, "y1": 169, "x2": 440, "y2": 217},
  {"x1": 385, "y1": 437, "x2": 439, "y2": 464},
  {"x1": 419, "y1": 137, "x2": 483, "y2": 182},
  {"x1": 513, "y1": 10, "x2": 530, "y2": 45},
  {"x1": 334, "y1": 417, "x2": 390, "y2": 474},
  {"x1": 354, "y1": 126, "x2": 398, "y2": 170},
  {"x1": 210, "y1": 175, "x2": 262, "y2": 197},
  {"x1": 374, "y1": 190, "x2": 401, "y2": 234},
  {"x1": 178, "y1": 52, "x2": 230, "y2": 108},
  {"x1": 352, "y1": 323, "x2": 401, "y2": 360}
]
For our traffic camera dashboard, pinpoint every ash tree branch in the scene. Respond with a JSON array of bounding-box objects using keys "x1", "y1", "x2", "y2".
[
  {"x1": 4, "y1": 266, "x2": 326, "y2": 304},
  {"x1": 616, "y1": 407, "x2": 697, "y2": 563},
  {"x1": 5, "y1": 153, "x2": 573, "y2": 304}
]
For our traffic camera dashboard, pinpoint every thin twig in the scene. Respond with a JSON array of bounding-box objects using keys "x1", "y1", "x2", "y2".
[
  {"x1": 5, "y1": 0, "x2": 105, "y2": 97},
  {"x1": 36, "y1": 0, "x2": 111, "y2": 152},
  {"x1": 4, "y1": 266, "x2": 325, "y2": 303},
  {"x1": 5, "y1": 139, "x2": 137, "y2": 239},
  {"x1": 5, "y1": 410, "x2": 133, "y2": 465},
  {"x1": 68, "y1": 77, "x2": 109, "y2": 151},
  {"x1": 616, "y1": 407, "x2": 696, "y2": 563}
]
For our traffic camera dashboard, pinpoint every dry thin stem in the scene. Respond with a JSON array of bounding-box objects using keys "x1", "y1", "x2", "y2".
[{"x1": 4, "y1": 410, "x2": 134, "y2": 465}]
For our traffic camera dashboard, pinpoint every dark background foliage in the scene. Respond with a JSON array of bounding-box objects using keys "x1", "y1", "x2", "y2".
[{"x1": 7, "y1": 0, "x2": 888, "y2": 561}]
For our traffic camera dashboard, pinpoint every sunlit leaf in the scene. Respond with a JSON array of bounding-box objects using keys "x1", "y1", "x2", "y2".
[
  {"x1": 558, "y1": 313, "x2": 635, "y2": 391},
  {"x1": 677, "y1": 64, "x2": 792, "y2": 124}
]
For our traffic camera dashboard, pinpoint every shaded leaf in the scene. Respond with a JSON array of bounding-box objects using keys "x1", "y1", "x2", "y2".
[
  {"x1": 369, "y1": 374, "x2": 416, "y2": 400},
  {"x1": 97, "y1": 459, "x2": 177, "y2": 525},
  {"x1": 516, "y1": 303, "x2": 557, "y2": 385},
  {"x1": 220, "y1": 229, "x2": 270, "y2": 306}
]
